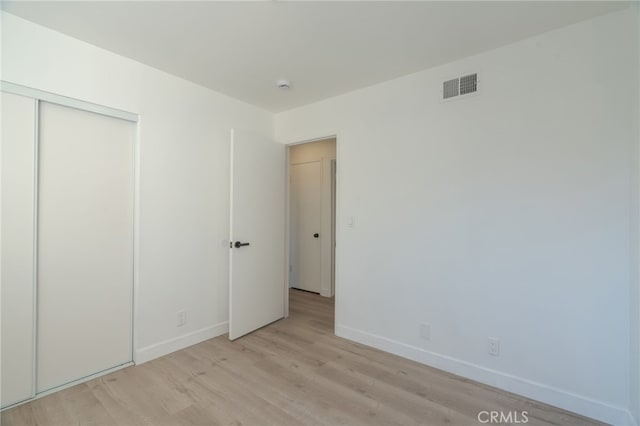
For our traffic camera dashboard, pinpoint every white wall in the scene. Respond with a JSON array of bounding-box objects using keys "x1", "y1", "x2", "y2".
[
  {"x1": 276, "y1": 8, "x2": 638, "y2": 425},
  {"x1": 632, "y1": 5, "x2": 640, "y2": 425},
  {"x1": 1, "y1": 12, "x2": 272, "y2": 363}
]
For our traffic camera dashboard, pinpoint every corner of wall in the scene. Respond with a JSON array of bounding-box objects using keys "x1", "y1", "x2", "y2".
[
  {"x1": 627, "y1": 4, "x2": 640, "y2": 424},
  {"x1": 632, "y1": 4, "x2": 640, "y2": 425}
]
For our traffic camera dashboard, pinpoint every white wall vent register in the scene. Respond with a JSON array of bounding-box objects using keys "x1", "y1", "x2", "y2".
[{"x1": 442, "y1": 73, "x2": 479, "y2": 100}]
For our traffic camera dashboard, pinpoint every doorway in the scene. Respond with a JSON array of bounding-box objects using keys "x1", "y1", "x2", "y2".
[
  {"x1": 228, "y1": 131, "x2": 336, "y2": 339},
  {"x1": 287, "y1": 137, "x2": 337, "y2": 302}
]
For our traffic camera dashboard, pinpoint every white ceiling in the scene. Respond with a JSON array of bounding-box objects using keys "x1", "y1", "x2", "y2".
[{"x1": 2, "y1": 1, "x2": 628, "y2": 112}]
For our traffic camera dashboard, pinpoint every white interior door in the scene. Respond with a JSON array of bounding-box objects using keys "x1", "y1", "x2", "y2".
[
  {"x1": 290, "y1": 161, "x2": 322, "y2": 293},
  {"x1": 229, "y1": 129, "x2": 285, "y2": 340},
  {"x1": 36, "y1": 101, "x2": 134, "y2": 393},
  {"x1": 1, "y1": 92, "x2": 36, "y2": 408}
]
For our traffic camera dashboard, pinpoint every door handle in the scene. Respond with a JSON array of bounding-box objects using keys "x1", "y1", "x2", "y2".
[
  {"x1": 313, "y1": 233, "x2": 319, "y2": 238},
  {"x1": 234, "y1": 241, "x2": 250, "y2": 248}
]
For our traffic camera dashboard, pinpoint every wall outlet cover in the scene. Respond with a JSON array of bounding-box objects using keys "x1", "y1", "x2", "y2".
[
  {"x1": 488, "y1": 337, "x2": 500, "y2": 356},
  {"x1": 420, "y1": 323, "x2": 431, "y2": 340}
]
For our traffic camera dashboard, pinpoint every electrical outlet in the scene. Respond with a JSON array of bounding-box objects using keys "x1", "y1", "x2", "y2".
[
  {"x1": 420, "y1": 323, "x2": 431, "y2": 340},
  {"x1": 488, "y1": 337, "x2": 500, "y2": 356},
  {"x1": 177, "y1": 311, "x2": 186, "y2": 327}
]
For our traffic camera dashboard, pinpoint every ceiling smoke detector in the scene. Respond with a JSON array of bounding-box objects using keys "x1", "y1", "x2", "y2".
[{"x1": 276, "y1": 79, "x2": 291, "y2": 90}]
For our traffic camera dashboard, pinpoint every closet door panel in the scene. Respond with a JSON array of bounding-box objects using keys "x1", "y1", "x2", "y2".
[
  {"x1": 1, "y1": 92, "x2": 36, "y2": 407},
  {"x1": 36, "y1": 102, "x2": 134, "y2": 393}
]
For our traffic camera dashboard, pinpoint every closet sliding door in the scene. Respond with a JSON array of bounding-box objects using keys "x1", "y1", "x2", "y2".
[
  {"x1": 36, "y1": 101, "x2": 134, "y2": 393},
  {"x1": 1, "y1": 92, "x2": 37, "y2": 408}
]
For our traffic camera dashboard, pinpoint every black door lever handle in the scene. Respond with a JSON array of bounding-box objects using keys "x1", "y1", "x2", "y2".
[
  {"x1": 234, "y1": 241, "x2": 250, "y2": 248},
  {"x1": 313, "y1": 233, "x2": 319, "y2": 238}
]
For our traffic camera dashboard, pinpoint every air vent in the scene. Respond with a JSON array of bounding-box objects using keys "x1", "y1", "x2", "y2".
[
  {"x1": 443, "y1": 78, "x2": 459, "y2": 99},
  {"x1": 442, "y1": 72, "x2": 479, "y2": 100},
  {"x1": 460, "y1": 73, "x2": 477, "y2": 95}
]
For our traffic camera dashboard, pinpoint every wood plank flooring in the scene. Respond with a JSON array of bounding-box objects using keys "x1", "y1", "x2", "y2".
[{"x1": 2, "y1": 289, "x2": 604, "y2": 426}]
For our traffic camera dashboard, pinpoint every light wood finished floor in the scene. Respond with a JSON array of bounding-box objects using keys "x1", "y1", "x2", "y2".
[{"x1": 3, "y1": 289, "x2": 603, "y2": 426}]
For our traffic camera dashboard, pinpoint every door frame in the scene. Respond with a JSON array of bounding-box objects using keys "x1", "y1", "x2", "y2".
[{"x1": 284, "y1": 134, "x2": 339, "y2": 320}]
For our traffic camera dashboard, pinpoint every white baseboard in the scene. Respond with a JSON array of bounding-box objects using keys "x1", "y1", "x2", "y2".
[
  {"x1": 335, "y1": 324, "x2": 632, "y2": 426},
  {"x1": 135, "y1": 321, "x2": 228, "y2": 365}
]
